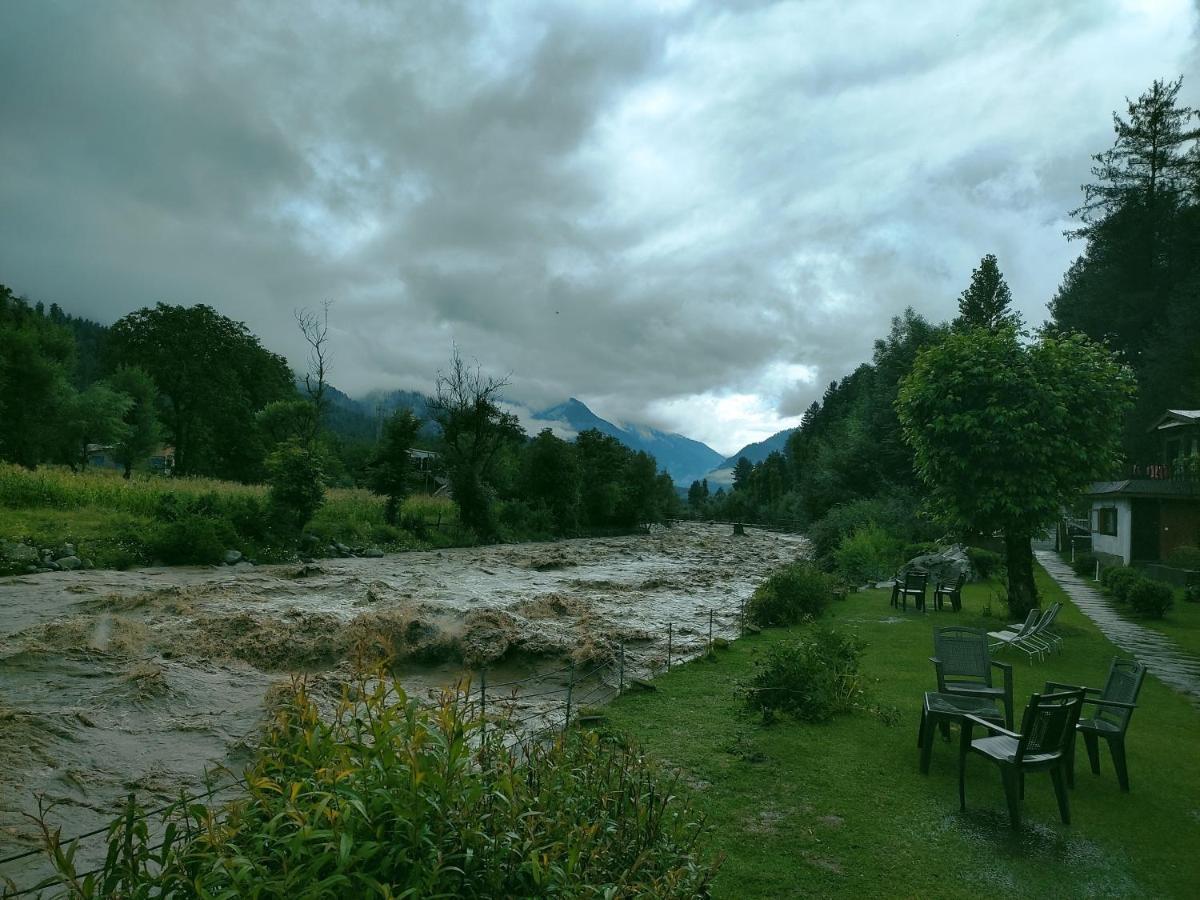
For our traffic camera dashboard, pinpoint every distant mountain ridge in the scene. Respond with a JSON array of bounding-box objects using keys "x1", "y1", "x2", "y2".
[
  {"x1": 720, "y1": 427, "x2": 796, "y2": 468},
  {"x1": 535, "y1": 398, "x2": 724, "y2": 486}
]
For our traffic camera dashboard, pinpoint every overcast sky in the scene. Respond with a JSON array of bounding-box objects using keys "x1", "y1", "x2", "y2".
[{"x1": 2, "y1": 1, "x2": 1198, "y2": 456}]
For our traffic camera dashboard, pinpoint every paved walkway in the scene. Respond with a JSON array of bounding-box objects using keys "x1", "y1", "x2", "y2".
[{"x1": 1036, "y1": 550, "x2": 1200, "y2": 706}]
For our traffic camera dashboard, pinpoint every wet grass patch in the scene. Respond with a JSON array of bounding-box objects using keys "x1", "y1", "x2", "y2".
[{"x1": 604, "y1": 567, "x2": 1200, "y2": 898}]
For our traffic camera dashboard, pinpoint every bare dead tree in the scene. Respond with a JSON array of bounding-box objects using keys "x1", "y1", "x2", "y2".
[{"x1": 295, "y1": 300, "x2": 332, "y2": 445}]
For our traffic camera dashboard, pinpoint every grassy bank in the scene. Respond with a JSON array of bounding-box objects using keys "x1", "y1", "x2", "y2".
[
  {"x1": 602, "y1": 567, "x2": 1200, "y2": 899},
  {"x1": 0, "y1": 463, "x2": 463, "y2": 571}
]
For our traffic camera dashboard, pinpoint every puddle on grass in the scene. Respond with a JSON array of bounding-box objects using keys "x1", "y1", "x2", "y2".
[{"x1": 0, "y1": 522, "x2": 807, "y2": 886}]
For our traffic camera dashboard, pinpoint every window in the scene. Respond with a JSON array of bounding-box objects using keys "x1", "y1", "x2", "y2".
[{"x1": 1096, "y1": 507, "x2": 1118, "y2": 537}]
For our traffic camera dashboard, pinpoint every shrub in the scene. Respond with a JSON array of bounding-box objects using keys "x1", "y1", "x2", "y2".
[
  {"x1": 1185, "y1": 583, "x2": 1200, "y2": 604},
  {"x1": 1070, "y1": 551, "x2": 1099, "y2": 578},
  {"x1": 1166, "y1": 545, "x2": 1200, "y2": 570},
  {"x1": 966, "y1": 547, "x2": 1003, "y2": 580},
  {"x1": 1102, "y1": 566, "x2": 1141, "y2": 603},
  {"x1": 1128, "y1": 577, "x2": 1174, "y2": 619},
  {"x1": 266, "y1": 440, "x2": 326, "y2": 533},
  {"x1": 746, "y1": 562, "x2": 837, "y2": 627},
  {"x1": 833, "y1": 524, "x2": 905, "y2": 585},
  {"x1": 149, "y1": 515, "x2": 238, "y2": 565},
  {"x1": 745, "y1": 628, "x2": 865, "y2": 722},
  {"x1": 902, "y1": 541, "x2": 940, "y2": 561},
  {"x1": 38, "y1": 678, "x2": 719, "y2": 897}
]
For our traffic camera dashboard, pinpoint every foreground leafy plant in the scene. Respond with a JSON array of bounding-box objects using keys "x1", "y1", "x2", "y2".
[{"x1": 30, "y1": 676, "x2": 718, "y2": 898}]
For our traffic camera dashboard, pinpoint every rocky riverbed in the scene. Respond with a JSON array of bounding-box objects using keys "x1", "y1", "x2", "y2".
[{"x1": 0, "y1": 522, "x2": 807, "y2": 885}]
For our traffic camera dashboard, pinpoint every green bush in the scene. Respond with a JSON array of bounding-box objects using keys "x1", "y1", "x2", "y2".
[
  {"x1": 1185, "y1": 583, "x2": 1200, "y2": 604},
  {"x1": 149, "y1": 515, "x2": 238, "y2": 565},
  {"x1": 1166, "y1": 545, "x2": 1200, "y2": 570},
  {"x1": 833, "y1": 524, "x2": 905, "y2": 585},
  {"x1": 1102, "y1": 566, "x2": 1141, "y2": 603},
  {"x1": 266, "y1": 440, "x2": 326, "y2": 533},
  {"x1": 966, "y1": 547, "x2": 1003, "y2": 580},
  {"x1": 746, "y1": 562, "x2": 837, "y2": 627},
  {"x1": 745, "y1": 628, "x2": 865, "y2": 722},
  {"x1": 37, "y1": 678, "x2": 719, "y2": 897},
  {"x1": 1128, "y1": 578, "x2": 1174, "y2": 619},
  {"x1": 1070, "y1": 551, "x2": 1099, "y2": 578},
  {"x1": 902, "y1": 541, "x2": 940, "y2": 561}
]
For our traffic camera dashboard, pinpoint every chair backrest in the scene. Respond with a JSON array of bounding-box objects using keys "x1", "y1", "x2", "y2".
[
  {"x1": 1016, "y1": 690, "x2": 1085, "y2": 762},
  {"x1": 1014, "y1": 609, "x2": 1040, "y2": 638},
  {"x1": 933, "y1": 626, "x2": 991, "y2": 684},
  {"x1": 1096, "y1": 658, "x2": 1146, "y2": 732},
  {"x1": 905, "y1": 570, "x2": 928, "y2": 591}
]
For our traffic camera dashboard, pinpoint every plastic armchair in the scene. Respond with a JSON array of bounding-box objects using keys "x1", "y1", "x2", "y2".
[
  {"x1": 1046, "y1": 658, "x2": 1146, "y2": 791},
  {"x1": 891, "y1": 569, "x2": 929, "y2": 612},
  {"x1": 933, "y1": 572, "x2": 966, "y2": 612},
  {"x1": 931, "y1": 626, "x2": 1014, "y2": 729},
  {"x1": 958, "y1": 689, "x2": 1085, "y2": 829}
]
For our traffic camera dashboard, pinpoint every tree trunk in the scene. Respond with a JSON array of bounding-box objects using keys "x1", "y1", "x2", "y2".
[{"x1": 1004, "y1": 529, "x2": 1039, "y2": 618}]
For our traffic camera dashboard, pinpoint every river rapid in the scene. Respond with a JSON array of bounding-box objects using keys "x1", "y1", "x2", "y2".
[{"x1": 0, "y1": 522, "x2": 807, "y2": 885}]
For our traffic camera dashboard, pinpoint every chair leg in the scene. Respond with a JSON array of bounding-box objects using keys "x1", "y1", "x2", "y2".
[
  {"x1": 1050, "y1": 766, "x2": 1071, "y2": 825},
  {"x1": 1109, "y1": 736, "x2": 1130, "y2": 792},
  {"x1": 920, "y1": 715, "x2": 936, "y2": 775},
  {"x1": 1000, "y1": 767, "x2": 1022, "y2": 830},
  {"x1": 1083, "y1": 731, "x2": 1101, "y2": 775},
  {"x1": 917, "y1": 708, "x2": 925, "y2": 749},
  {"x1": 1066, "y1": 732, "x2": 1076, "y2": 789},
  {"x1": 1019, "y1": 770, "x2": 1025, "y2": 800}
]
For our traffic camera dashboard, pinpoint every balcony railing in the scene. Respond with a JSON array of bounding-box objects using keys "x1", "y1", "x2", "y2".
[{"x1": 1124, "y1": 458, "x2": 1200, "y2": 482}]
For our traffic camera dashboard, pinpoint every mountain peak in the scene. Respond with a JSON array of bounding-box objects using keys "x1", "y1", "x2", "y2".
[{"x1": 535, "y1": 398, "x2": 723, "y2": 485}]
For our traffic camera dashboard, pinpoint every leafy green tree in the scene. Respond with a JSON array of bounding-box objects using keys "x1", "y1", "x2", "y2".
[
  {"x1": 0, "y1": 285, "x2": 76, "y2": 467},
  {"x1": 107, "y1": 304, "x2": 293, "y2": 479},
  {"x1": 56, "y1": 383, "x2": 133, "y2": 470},
  {"x1": 107, "y1": 365, "x2": 161, "y2": 478},
  {"x1": 366, "y1": 409, "x2": 422, "y2": 525},
  {"x1": 257, "y1": 399, "x2": 317, "y2": 450},
  {"x1": 429, "y1": 348, "x2": 523, "y2": 538},
  {"x1": 953, "y1": 254, "x2": 1019, "y2": 332},
  {"x1": 897, "y1": 326, "x2": 1135, "y2": 616},
  {"x1": 687, "y1": 479, "x2": 706, "y2": 510},
  {"x1": 575, "y1": 429, "x2": 627, "y2": 526},
  {"x1": 521, "y1": 429, "x2": 580, "y2": 532}
]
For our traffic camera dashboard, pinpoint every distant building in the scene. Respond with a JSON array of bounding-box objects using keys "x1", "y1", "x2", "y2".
[
  {"x1": 84, "y1": 443, "x2": 175, "y2": 475},
  {"x1": 1087, "y1": 410, "x2": 1200, "y2": 566}
]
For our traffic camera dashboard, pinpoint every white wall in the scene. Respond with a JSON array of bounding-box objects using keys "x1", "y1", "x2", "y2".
[{"x1": 1091, "y1": 498, "x2": 1132, "y2": 564}]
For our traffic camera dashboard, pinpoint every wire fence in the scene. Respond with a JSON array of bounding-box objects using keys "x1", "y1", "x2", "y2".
[{"x1": 1, "y1": 594, "x2": 755, "y2": 896}]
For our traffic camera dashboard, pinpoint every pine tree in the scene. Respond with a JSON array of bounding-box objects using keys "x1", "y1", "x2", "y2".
[{"x1": 953, "y1": 254, "x2": 1019, "y2": 332}]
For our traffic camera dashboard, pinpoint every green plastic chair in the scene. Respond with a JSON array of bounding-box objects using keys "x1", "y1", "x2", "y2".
[
  {"x1": 933, "y1": 572, "x2": 965, "y2": 612},
  {"x1": 891, "y1": 569, "x2": 929, "y2": 612},
  {"x1": 1046, "y1": 658, "x2": 1146, "y2": 792},
  {"x1": 931, "y1": 626, "x2": 1014, "y2": 729},
  {"x1": 958, "y1": 689, "x2": 1086, "y2": 829}
]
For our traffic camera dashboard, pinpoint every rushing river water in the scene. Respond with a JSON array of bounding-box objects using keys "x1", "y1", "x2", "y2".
[{"x1": 0, "y1": 522, "x2": 807, "y2": 886}]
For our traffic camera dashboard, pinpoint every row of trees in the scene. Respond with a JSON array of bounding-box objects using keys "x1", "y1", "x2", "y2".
[
  {"x1": 687, "y1": 77, "x2": 1195, "y2": 614},
  {"x1": 1, "y1": 286, "x2": 680, "y2": 541}
]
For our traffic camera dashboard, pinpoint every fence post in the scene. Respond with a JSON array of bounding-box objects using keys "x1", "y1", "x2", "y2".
[
  {"x1": 708, "y1": 609, "x2": 713, "y2": 651},
  {"x1": 480, "y1": 668, "x2": 487, "y2": 756},
  {"x1": 564, "y1": 662, "x2": 575, "y2": 734},
  {"x1": 618, "y1": 642, "x2": 625, "y2": 696},
  {"x1": 739, "y1": 599, "x2": 745, "y2": 636},
  {"x1": 1095, "y1": 558, "x2": 1100, "y2": 582},
  {"x1": 667, "y1": 623, "x2": 673, "y2": 671}
]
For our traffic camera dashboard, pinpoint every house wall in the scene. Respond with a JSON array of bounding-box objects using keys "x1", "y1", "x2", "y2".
[{"x1": 1090, "y1": 498, "x2": 1132, "y2": 565}]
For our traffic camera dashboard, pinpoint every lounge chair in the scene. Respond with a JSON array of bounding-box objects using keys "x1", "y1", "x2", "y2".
[{"x1": 988, "y1": 609, "x2": 1043, "y2": 663}]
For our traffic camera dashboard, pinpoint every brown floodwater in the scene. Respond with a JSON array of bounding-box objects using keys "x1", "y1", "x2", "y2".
[{"x1": 0, "y1": 522, "x2": 806, "y2": 887}]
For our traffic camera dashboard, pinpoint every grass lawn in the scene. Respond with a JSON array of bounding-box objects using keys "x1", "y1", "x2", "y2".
[{"x1": 603, "y1": 566, "x2": 1200, "y2": 899}]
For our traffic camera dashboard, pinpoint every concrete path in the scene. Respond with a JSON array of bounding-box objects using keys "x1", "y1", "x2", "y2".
[{"x1": 1036, "y1": 550, "x2": 1200, "y2": 706}]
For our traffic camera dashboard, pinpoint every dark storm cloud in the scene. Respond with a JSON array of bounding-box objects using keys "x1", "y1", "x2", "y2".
[{"x1": 1, "y1": 0, "x2": 1196, "y2": 454}]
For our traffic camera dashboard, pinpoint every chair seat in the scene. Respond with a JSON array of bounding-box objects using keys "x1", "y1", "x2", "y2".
[
  {"x1": 987, "y1": 630, "x2": 1023, "y2": 641},
  {"x1": 1077, "y1": 717, "x2": 1121, "y2": 735},
  {"x1": 971, "y1": 735, "x2": 1059, "y2": 766},
  {"x1": 943, "y1": 681, "x2": 1004, "y2": 698}
]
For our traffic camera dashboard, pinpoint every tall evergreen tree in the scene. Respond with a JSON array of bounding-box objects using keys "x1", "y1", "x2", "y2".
[{"x1": 953, "y1": 254, "x2": 1019, "y2": 331}]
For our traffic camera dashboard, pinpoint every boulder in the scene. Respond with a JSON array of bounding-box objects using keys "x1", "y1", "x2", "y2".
[
  {"x1": 55, "y1": 555, "x2": 83, "y2": 571},
  {"x1": 362, "y1": 547, "x2": 385, "y2": 558},
  {"x1": 223, "y1": 549, "x2": 243, "y2": 566},
  {"x1": 1, "y1": 541, "x2": 38, "y2": 564},
  {"x1": 896, "y1": 544, "x2": 971, "y2": 586},
  {"x1": 334, "y1": 542, "x2": 352, "y2": 557},
  {"x1": 42, "y1": 559, "x2": 61, "y2": 571}
]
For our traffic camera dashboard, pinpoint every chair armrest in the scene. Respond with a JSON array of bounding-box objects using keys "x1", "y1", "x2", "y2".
[
  {"x1": 961, "y1": 713, "x2": 1022, "y2": 739},
  {"x1": 990, "y1": 660, "x2": 1013, "y2": 696},
  {"x1": 1084, "y1": 697, "x2": 1137, "y2": 710},
  {"x1": 929, "y1": 657, "x2": 946, "y2": 691}
]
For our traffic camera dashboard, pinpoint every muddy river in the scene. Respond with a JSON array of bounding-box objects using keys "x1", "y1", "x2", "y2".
[{"x1": 0, "y1": 522, "x2": 806, "y2": 886}]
